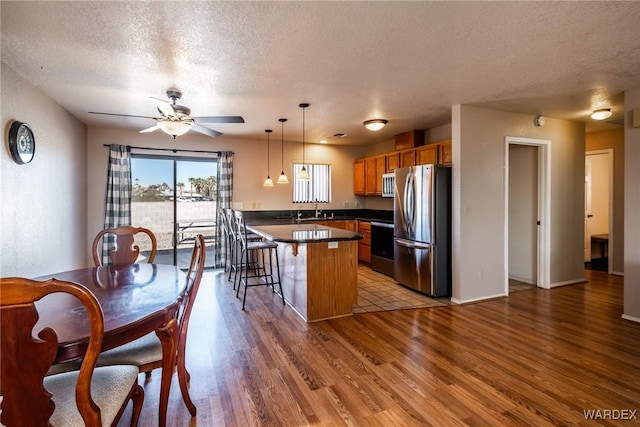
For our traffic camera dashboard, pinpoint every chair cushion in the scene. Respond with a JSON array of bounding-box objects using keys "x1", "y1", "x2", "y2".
[
  {"x1": 96, "y1": 332, "x2": 163, "y2": 366},
  {"x1": 44, "y1": 365, "x2": 139, "y2": 426}
]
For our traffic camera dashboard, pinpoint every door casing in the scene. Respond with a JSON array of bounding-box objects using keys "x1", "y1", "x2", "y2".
[{"x1": 504, "y1": 136, "x2": 551, "y2": 292}]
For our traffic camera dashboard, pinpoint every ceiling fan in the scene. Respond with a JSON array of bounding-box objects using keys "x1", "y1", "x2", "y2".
[{"x1": 89, "y1": 88, "x2": 244, "y2": 138}]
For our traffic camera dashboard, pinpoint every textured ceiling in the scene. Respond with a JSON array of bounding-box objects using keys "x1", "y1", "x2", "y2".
[{"x1": 2, "y1": 1, "x2": 640, "y2": 146}]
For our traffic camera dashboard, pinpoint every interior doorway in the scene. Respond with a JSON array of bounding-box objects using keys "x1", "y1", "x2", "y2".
[
  {"x1": 584, "y1": 149, "x2": 613, "y2": 273},
  {"x1": 504, "y1": 137, "x2": 551, "y2": 294}
]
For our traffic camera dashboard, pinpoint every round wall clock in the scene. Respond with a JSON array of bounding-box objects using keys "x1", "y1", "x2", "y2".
[{"x1": 8, "y1": 121, "x2": 35, "y2": 164}]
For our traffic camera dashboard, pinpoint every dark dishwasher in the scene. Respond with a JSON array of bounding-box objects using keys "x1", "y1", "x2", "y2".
[{"x1": 370, "y1": 221, "x2": 394, "y2": 277}]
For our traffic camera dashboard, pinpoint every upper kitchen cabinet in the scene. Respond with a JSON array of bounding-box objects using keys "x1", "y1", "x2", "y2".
[
  {"x1": 386, "y1": 152, "x2": 400, "y2": 173},
  {"x1": 353, "y1": 159, "x2": 365, "y2": 195},
  {"x1": 416, "y1": 145, "x2": 438, "y2": 165},
  {"x1": 365, "y1": 155, "x2": 386, "y2": 195},
  {"x1": 394, "y1": 130, "x2": 425, "y2": 151},
  {"x1": 437, "y1": 140, "x2": 452, "y2": 165},
  {"x1": 400, "y1": 149, "x2": 416, "y2": 167}
]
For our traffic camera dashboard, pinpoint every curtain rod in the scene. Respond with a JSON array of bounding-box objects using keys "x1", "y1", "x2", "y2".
[{"x1": 102, "y1": 144, "x2": 231, "y2": 155}]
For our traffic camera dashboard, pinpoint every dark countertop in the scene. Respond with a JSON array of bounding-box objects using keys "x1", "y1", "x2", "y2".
[
  {"x1": 247, "y1": 224, "x2": 363, "y2": 244},
  {"x1": 242, "y1": 209, "x2": 393, "y2": 225}
]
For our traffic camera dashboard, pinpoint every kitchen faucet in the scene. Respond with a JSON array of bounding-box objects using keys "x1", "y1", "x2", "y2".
[{"x1": 314, "y1": 199, "x2": 322, "y2": 218}]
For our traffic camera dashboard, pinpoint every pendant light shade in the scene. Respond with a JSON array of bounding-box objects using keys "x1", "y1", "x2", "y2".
[
  {"x1": 263, "y1": 129, "x2": 274, "y2": 187},
  {"x1": 297, "y1": 103, "x2": 310, "y2": 181},
  {"x1": 277, "y1": 118, "x2": 289, "y2": 184}
]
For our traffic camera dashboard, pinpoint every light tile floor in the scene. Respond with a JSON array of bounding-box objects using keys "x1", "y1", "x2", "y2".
[
  {"x1": 355, "y1": 266, "x2": 538, "y2": 314},
  {"x1": 354, "y1": 265, "x2": 451, "y2": 313}
]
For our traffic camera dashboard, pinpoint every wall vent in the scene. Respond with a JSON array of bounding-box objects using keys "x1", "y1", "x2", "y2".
[{"x1": 606, "y1": 116, "x2": 624, "y2": 126}]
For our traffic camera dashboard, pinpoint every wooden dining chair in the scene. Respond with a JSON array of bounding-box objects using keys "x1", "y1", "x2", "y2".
[
  {"x1": 95, "y1": 234, "x2": 206, "y2": 416},
  {"x1": 0, "y1": 277, "x2": 144, "y2": 427},
  {"x1": 92, "y1": 225, "x2": 158, "y2": 266}
]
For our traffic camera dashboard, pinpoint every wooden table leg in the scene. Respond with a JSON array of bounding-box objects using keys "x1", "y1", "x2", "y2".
[{"x1": 155, "y1": 317, "x2": 179, "y2": 427}]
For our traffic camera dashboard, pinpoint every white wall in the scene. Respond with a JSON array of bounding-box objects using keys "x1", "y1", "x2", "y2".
[
  {"x1": 624, "y1": 87, "x2": 640, "y2": 321},
  {"x1": 452, "y1": 105, "x2": 585, "y2": 303},
  {"x1": 1, "y1": 62, "x2": 88, "y2": 276}
]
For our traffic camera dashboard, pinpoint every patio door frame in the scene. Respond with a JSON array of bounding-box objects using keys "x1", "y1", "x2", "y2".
[{"x1": 131, "y1": 152, "x2": 218, "y2": 268}]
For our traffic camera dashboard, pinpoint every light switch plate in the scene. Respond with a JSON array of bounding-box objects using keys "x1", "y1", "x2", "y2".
[{"x1": 328, "y1": 242, "x2": 338, "y2": 249}]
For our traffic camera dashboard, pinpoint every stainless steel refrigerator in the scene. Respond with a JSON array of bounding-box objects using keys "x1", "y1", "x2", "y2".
[{"x1": 394, "y1": 164, "x2": 451, "y2": 297}]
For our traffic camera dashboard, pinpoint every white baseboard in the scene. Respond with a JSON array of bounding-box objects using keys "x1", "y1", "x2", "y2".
[
  {"x1": 451, "y1": 292, "x2": 507, "y2": 305},
  {"x1": 508, "y1": 275, "x2": 535, "y2": 285},
  {"x1": 612, "y1": 271, "x2": 624, "y2": 276},
  {"x1": 549, "y1": 278, "x2": 586, "y2": 288},
  {"x1": 621, "y1": 314, "x2": 640, "y2": 324}
]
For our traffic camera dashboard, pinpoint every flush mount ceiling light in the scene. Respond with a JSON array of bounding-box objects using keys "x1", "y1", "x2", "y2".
[
  {"x1": 591, "y1": 108, "x2": 613, "y2": 120},
  {"x1": 156, "y1": 119, "x2": 193, "y2": 138},
  {"x1": 263, "y1": 129, "x2": 274, "y2": 187},
  {"x1": 297, "y1": 103, "x2": 310, "y2": 181},
  {"x1": 363, "y1": 119, "x2": 388, "y2": 131},
  {"x1": 277, "y1": 118, "x2": 289, "y2": 184}
]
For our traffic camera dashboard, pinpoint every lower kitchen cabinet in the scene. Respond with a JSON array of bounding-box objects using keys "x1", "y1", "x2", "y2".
[
  {"x1": 313, "y1": 220, "x2": 356, "y2": 231},
  {"x1": 358, "y1": 220, "x2": 371, "y2": 263}
]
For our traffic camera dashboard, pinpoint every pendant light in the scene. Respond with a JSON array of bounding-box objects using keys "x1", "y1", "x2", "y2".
[
  {"x1": 263, "y1": 129, "x2": 274, "y2": 187},
  {"x1": 297, "y1": 103, "x2": 310, "y2": 181},
  {"x1": 277, "y1": 118, "x2": 289, "y2": 184}
]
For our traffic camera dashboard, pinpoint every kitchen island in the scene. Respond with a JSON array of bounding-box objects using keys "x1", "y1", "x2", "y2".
[{"x1": 247, "y1": 223, "x2": 363, "y2": 322}]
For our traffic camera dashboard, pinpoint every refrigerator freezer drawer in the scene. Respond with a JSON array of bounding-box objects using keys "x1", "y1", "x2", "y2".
[{"x1": 394, "y1": 238, "x2": 435, "y2": 296}]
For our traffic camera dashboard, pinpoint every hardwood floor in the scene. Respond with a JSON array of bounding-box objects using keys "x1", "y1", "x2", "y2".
[{"x1": 119, "y1": 269, "x2": 639, "y2": 426}]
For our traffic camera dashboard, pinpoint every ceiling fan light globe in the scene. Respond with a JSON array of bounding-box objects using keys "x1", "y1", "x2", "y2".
[{"x1": 158, "y1": 120, "x2": 192, "y2": 137}]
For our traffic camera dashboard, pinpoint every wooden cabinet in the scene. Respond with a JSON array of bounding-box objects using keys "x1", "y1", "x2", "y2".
[
  {"x1": 353, "y1": 159, "x2": 365, "y2": 195},
  {"x1": 358, "y1": 220, "x2": 371, "y2": 263},
  {"x1": 416, "y1": 145, "x2": 438, "y2": 165},
  {"x1": 400, "y1": 149, "x2": 416, "y2": 167},
  {"x1": 353, "y1": 139, "x2": 451, "y2": 196},
  {"x1": 395, "y1": 130, "x2": 425, "y2": 151},
  {"x1": 437, "y1": 140, "x2": 452, "y2": 165},
  {"x1": 385, "y1": 152, "x2": 400, "y2": 173},
  {"x1": 365, "y1": 155, "x2": 385, "y2": 195}
]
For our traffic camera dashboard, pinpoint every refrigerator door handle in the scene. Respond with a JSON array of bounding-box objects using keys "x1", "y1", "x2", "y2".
[
  {"x1": 395, "y1": 238, "x2": 431, "y2": 250},
  {"x1": 404, "y1": 170, "x2": 415, "y2": 236}
]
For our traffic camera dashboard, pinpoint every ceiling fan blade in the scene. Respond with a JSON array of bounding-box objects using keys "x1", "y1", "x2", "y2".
[
  {"x1": 193, "y1": 116, "x2": 245, "y2": 124},
  {"x1": 192, "y1": 124, "x2": 222, "y2": 138},
  {"x1": 150, "y1": 97, "x2": 177, "y2": 118},
  {"x1": 88, "y1": 111, "x2": 157, "y2": 120},
  {"x1": 139, "y1": 124, "x2": 160, "y2": 133}
]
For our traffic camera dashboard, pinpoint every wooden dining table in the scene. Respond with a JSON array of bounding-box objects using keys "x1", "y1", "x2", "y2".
[{"x1": 35, "y1": 263, "x2": 188, "y2": 427}]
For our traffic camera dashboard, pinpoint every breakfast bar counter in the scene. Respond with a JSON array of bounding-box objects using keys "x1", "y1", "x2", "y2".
[{"x1": 247, "y1": 223, "x2": 363, "y2": 322}]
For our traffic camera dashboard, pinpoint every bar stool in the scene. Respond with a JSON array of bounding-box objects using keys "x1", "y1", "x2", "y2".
[
  {"x1": 225, "y1": 208, "x2": 263, "y2": 290},
  {"x1": 218, "y1": 207, "x2": 233, "y2": 275},
  {"x1": 233, "y1": 210, "x2": 285, "y2": 310}
]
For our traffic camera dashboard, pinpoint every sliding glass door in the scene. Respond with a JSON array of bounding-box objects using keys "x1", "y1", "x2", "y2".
[{"x1": 131, "y1": 155, "x2": 217, "y2": 269}]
